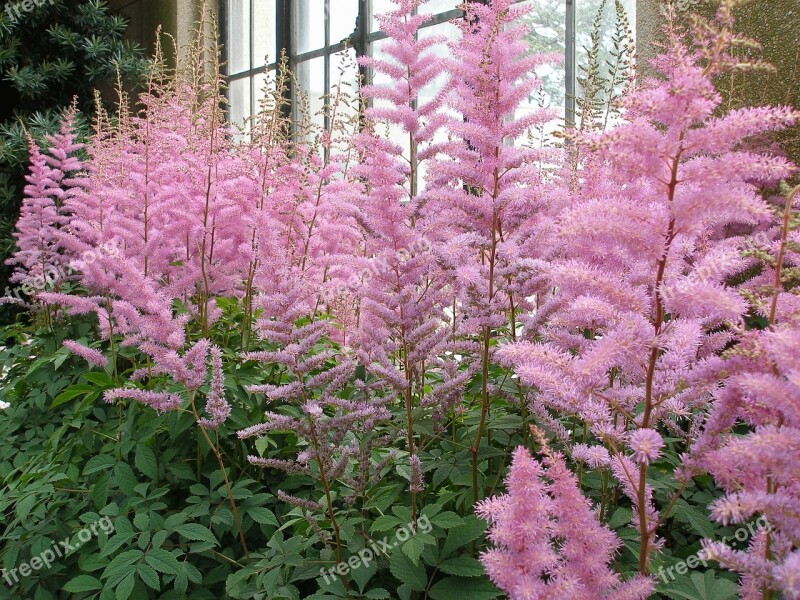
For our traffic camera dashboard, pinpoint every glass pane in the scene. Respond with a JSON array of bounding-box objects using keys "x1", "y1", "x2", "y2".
[
  {"x1": 576, "y1": 0, "x2": 636, "y2": 129},
  {"x1": 369, "y1": 37, "x2": 411, "y2": 161},
  {"x1": 330, "y1": 0, "x2": 359, "y2": 44},
  {"x1": 425, "y1": 0, "x2": 459, "y2": 14},
  {"x1": 520, "y1": 0, "x2": 566, "y2": 124},
  {"x1": 329, "y1": 48, "x2": 360, "y2": 126},
  {"x1": 253, "y1": 0, "x2": 276, "y2": 67},
  {"x1": 296, "y1": 56, "x2": 327, "y2": 134},
  {"x1": 229, "y1": 77, "x2": 252, "y2": 130},
  {"x1": 295, "y1": 0, "x2": 326, "y2": 54},
  {"x1": 371, "y1": 0, "x2": 392, "y2": 32},
  {"x1": 227, "y1": 0, "x2": 251, "y2": 74}
]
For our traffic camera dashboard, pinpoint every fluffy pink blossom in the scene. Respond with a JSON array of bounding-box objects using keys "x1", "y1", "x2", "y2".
[
  {"x1": 477, "y1": 444, "x2": 652, "y2": 599},
  {"x1": 62, "y1": 340, "x2": 108, "y2": 367},
  {"x1": 628, "y1": 429, "x2": 664, "y2": 466}
]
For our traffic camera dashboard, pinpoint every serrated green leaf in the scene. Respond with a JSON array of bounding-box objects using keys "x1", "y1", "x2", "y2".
[
  {"x1": 114, "y1": 572, "x2": 135, "y2": 600},
  {"x1": 136, "y1": 563, "x2": 160, "y2": 590},
  {"x1": 134, "y1": 444, "x2": 157, "y2": 479},
  {"x1": 248, "y1": 506, "x2": 278, "y2": 526},
  {"x1": 371, "y1": 515, "x2": 403, "y2": 533},
  {"x1": 62, "y1": 575, "x2": 102, "y2": 593},
  {"x1": 402, "y1": 535, "x2": 426, "y2": 566},
  {"x1": 441, "y1": 517, "x2": 486, "y2": 558},
  {"x1": 144, "y1": 549, "x2": 181, "y2": 575},
  {"x1": 430, "y1": 512, "x2": 462, "y2": 529},
  {"x1": 390, "y1": 550, "x2": 427, "y2": 592},
  {"x1": 438, "y1": 556, "x2": 485, "y2": 577},
  {"x1": 174, "y1": 523, "x2": 217, "y2": 545}
]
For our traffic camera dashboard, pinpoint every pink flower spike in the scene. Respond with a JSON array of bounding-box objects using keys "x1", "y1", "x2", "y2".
[{"x1": 63, "y1": 339, "x2": 109, "y2": 367}]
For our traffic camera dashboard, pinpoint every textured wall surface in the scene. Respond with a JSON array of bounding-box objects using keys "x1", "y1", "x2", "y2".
[
  {"x1": 636, "y1": 0, "x2": 799, "y2": 160},
  {"x1": 109, "y1": 0, "x2": 178, "y2": 62}
]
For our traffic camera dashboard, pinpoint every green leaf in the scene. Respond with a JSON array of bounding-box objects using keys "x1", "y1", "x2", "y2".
[
  {"x1": 82, "y1": 372, "x2": 115, "y2": 388},
  {"x1": 134, "y1": 445, "x2": 157, "y2": 479},
  {"x1": 401, "y1": 535, "x2": 426, "y2": 566},
  {"x1": 62, "y1": 575, "x2": 103, "y2": 593},
  {"x1": 430, "y1": 512, "x2": 462, "y2": 529},
  {"x1": 174, "y1": 523, "x2": 218, "y2": 545},
  {"x1": 441, "y1": 517, "x2": 486, "y2": 558},
  {"x1": 438, "y1": 556, "x2": 485, "y2": 577},
  {"x1": 248, "y1": 506, "x2": 278, "y2": 526},
  {"x1": 85, "y1": 455, "x2": 117, "y2": 476},
  {"x1": 672, "y1": 501, "x2": 717, "y2": 539},
  {"x1": 136, "y1": 564, "x2": 160, "y2": 590},
  {"x1": 51, "y1": 384, "x2": 93, "y2": 408},
  {"x1": 145, "y1": 549, "x2": 181, "y2": 575},
  {"x1": 608, "y1": 507, "x2": 633, "y2": 529},
  {"x1": 133, "y1": 512, "x2": 149, "y2": 531},
  {"x1": 389, "y1": 550, "x2": 427, "y2": 592},
  {"x1": 16, "y1": 494, "x2": 37, "y2": 521},
  {"x1": 114, "y1": 463, "x2": 138, "y2": 495},
  {"x1": 662, "y1": 570, "x2": 739, "y2": 600},
  {"x1": 428, "y1": 577, "x2": 501, "y2": 600},
  {"x1": 371, "y1": 515, "x2": 403, "y2": 533},
  {"x1": 115, "y1": 572, "x2": 135, "y2": 600}
]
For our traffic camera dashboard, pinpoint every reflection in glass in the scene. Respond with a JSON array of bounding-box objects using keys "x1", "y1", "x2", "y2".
[
  {"x1": 228, "y1": 0, "x2": 252, "y2": 74},
  {"x1": 295, "y1": 0, "x2": 326, "y2": 54},
  {"x1": 253, "y1": 0, "x2": 277, "y2": 68}
]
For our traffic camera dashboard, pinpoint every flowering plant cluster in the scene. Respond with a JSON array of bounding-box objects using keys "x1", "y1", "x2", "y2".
[{"x1": 1, "y1": 1, "x2": 798, "y2": 599}]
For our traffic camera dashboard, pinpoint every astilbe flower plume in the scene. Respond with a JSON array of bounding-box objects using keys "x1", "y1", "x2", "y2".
[
  {"x1": 349, "y1": 0, "x2": 457, "y2": 514},
  {"x1": 6, "y1": 109, "x2": 86, "y2": 290},
  {"x1": 498, "y1": 1, "x2": 799, "y2": 573},
  {"x1": 476, "y1": 432, "x2": 652, "y2": 600},
  {"x1": 685, "y1": 185, "x2": 800, "y2": 598},
  {"x1": 62, "y1": 339, "x2": 108, "y2": 367},
  {"x1": 423, "y1": 0, "x2": 561, "y2": 502}
]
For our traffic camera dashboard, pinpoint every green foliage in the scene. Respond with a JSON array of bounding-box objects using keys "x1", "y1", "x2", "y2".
[
  {"x1": 0, "y1": 0, "x2": 148, "y2": 324},
  {"x1": 0, "y1": 302, "x2": 740, "y2": 599}
]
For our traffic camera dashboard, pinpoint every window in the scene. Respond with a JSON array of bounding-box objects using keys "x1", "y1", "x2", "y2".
[{"x1": 223, "y1": 0, "x2": 636, "y2": 130}]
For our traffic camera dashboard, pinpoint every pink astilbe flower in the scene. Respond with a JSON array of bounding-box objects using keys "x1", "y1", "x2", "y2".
[
  {"x1": 688, "y1": 307, "x2": 800, "y2": 598},
  {"x1": 477, "y1": 440, "x2": 652, "y2": 599},
  {"x1": 628, "y1": 429, "x2": 664, "y2": 466},
  {"x1": 348, "y1": 1, "x2": 456, "y2": 508},
  {"x1": 499, "y1": 1, "x2": 799, "y2": 573},
  {"x1": 62, "y1": 339, "x2": 108, "y2": 367},
  {"x1": 197, "y1": 345, "x2": 230, "y2": 429},
  {"x1": 7, "y1": 111, "x2": 85, "y2": 290},
  {"x1": 104, "y1": 388, "x2": 183, "y2": 413},
  {"x1": 240, "y1": 317, "x2": 396, "y2": 512}
]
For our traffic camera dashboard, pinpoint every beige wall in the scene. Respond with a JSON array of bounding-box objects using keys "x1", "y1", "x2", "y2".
[
  {"x1": 634, "y1": 0, "x2": 800, "y2": 160},
  {"x1": 109, "y1": 0, "x2": 220, "y2": 65}
]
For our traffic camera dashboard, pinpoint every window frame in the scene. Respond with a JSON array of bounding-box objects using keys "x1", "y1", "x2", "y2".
[{"x1": 222, "y1": 0, "x2": 581, "y2": 126}]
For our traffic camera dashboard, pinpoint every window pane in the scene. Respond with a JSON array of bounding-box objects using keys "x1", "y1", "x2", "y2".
[
  {"x1": 329, "y1": 48, "x2": 360, "y2": 124},
  {"x1": 521, "y1": 0, "x2": 565, "y2": 123},
  {"x1": 576, "y1": 0, "x2": 636, "y2": 128},
  {"x1": 227, "y1": 0, "x2": 252, "y2": 74},
  {"x1": 295, "y1": 0, "x2": 326, "y2": 54},
  {"x1": 330, "y1": 0, "x2": 359, "y2": 44},
  {"x1": 425, "y1": 0, "x2": 459, "y2": 14},
  {"x1": 296, "y1": 56, "x2": 326, "y2": 133},
  {"x1": 253, "y1": 0, "x2": 276, "y2": 67},
  {"x1": 229, "y1": 77, "x2": 252, "y2": 129}
]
